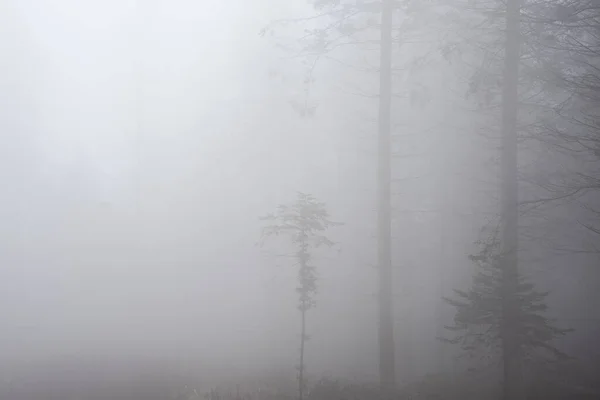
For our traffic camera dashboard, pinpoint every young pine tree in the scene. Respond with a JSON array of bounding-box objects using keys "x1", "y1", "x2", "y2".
[
  {"x1": 260, "y1": 192, "x2": 342, "y2": 400},
  {"x1": 442, "y1": 225, "x2": 572, "y2": 395}
]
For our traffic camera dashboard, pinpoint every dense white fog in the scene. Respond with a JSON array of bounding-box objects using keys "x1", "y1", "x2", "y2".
[{"x1": 1, "y1": 0, "x2": 599, "y2": 399}]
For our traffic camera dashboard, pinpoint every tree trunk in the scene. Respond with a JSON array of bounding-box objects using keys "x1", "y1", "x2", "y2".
[
  {"x1": 377, "y1": 0, "x2": 395, "y2": 392},
  {"x1": 500, "y1": 0, "x2": 522, "y2": 398},
  {"x1": 299, "y1": 307, "x2": 306, "y2": 400}
]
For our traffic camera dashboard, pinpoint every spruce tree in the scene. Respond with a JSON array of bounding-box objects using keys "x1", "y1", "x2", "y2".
[{"x1": 442, "y1": 224, "x2": 572, "y2": 394}]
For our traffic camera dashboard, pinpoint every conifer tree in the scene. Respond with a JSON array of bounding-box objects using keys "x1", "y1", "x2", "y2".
[{"x1": 442, "y1": 224, "x2": 572, "y2": 395}]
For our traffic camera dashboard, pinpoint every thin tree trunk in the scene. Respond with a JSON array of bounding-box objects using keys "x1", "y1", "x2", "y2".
[
  {"x1": 377, "y1": 0, "x2": 395, "y2": 392},
  {"x1": 500, "y1": 0, "x2": 522, "y2": 398},
  {"x1": 436, "y1": 148, "x2": 449, "y2": 374},
  {"x1": 299, "y1": 306, "x2": 306, "y2": 400}
]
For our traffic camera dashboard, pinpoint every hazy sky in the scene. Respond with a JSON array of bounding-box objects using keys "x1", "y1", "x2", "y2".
[{"x1": 0, "y1": 0, "x2": 362, "y2": 375}]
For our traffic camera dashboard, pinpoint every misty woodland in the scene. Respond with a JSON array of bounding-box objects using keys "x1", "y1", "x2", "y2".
[{"x1": 1, "y1": 0, "x2": 600, "y2": 399}]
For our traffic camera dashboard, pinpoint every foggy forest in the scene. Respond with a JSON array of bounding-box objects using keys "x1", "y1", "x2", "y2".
[{"x1": 1, "y1": 0, "x2": 599, "y2": 399}]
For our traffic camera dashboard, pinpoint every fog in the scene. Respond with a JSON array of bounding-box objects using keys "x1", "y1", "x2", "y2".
[{"x1": 1, "y1": 0, "x2": 599, "y2": 398}]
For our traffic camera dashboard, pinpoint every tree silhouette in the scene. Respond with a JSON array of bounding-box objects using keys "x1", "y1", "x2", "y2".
[
  {"x1": 260, "y1": 192, "x2": 342, "y2": 400},
  {"x1": 442, "y1": 224, "x2": 573, "y2": 395}
]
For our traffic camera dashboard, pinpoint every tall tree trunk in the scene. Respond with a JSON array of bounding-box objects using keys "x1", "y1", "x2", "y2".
[
  {"x1": 436, "y1": 145, "x2": 450, "y2": 374},
  {"x1": 377, "y1": 0, "x2": 395, "y2": 392},
  {"x1": 500, "y1": 0, "x2": 522, "y2": 398},
  {"x1": 299, "y1": 306, "x2": 306, "y2": 400}
]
